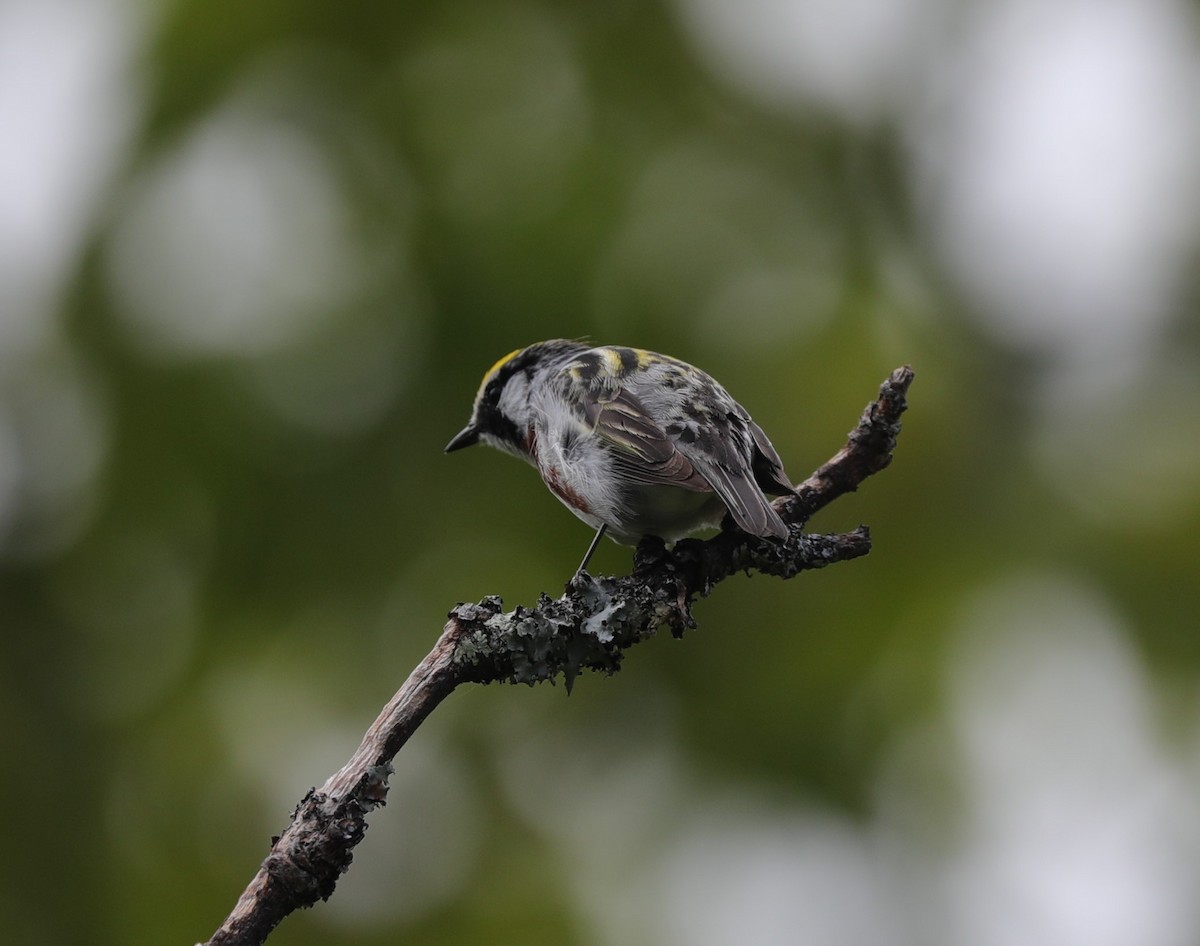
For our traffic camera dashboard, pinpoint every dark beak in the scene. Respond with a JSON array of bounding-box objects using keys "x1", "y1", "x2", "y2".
[{"x1": 445, "y1": 425, "x2": 480, "y2": 453}]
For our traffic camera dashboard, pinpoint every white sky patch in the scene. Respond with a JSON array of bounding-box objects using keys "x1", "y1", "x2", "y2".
[
  {"x1": 655, "y1": 808, "x2": 894, "y2": 946},
  {"x1": 674, "y1": 0, "x2": 933, "y2": 124},
  {"x1": 910, "y1": 0, "x2": 1200, "y2": 366},
  {"x1": 0, "y1": 0, "x2": 143, "y2": 362},
  {"x1": 107, "y1": 106, "x2": 366, "y2": 357},
  {"x1": 945, "y1": 573, "x2": 1200, "y2": 946}
]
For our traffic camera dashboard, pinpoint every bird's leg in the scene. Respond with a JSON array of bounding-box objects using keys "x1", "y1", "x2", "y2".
[{"x1": 574, "y1": 524, "x2": 607, "y2": 580}]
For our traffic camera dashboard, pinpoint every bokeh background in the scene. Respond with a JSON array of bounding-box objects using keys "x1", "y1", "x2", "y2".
[{"x1": 4, "y1": 0, "x2": 1200, "y2": 943}]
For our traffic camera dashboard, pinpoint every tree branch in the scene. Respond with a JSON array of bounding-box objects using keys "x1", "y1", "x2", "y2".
[{"x1": 201, "y1": 365, "x2": 914, "y2": 946}]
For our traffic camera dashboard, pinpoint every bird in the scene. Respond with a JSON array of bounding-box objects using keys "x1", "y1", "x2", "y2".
[{"x1": 446, "y1": 340, "x2": 796, "y2": 575}]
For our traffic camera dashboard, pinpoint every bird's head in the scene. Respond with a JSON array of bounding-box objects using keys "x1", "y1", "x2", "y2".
[{"x1": 446, "y1": 339, "x2": 588, "y2": 460}]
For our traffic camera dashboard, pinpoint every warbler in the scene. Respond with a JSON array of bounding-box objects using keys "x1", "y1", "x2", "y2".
[{"x1": 446, "y1": 340, "x2": 796, "y2": 573}]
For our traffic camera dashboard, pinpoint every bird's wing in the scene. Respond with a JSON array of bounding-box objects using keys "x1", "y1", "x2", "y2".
[
  {"x1": 669, "y1": 408, "x2": 791, "y2": 540},
  {"x1": 578, "y1": 371, "x2": 791, "y2": 539},
  {"x1": 584, "y1": 386, "x2": 711, "y2": 492},
  {"x1": 747, "y1": 418, "x2": 796, "y2": 498}
]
